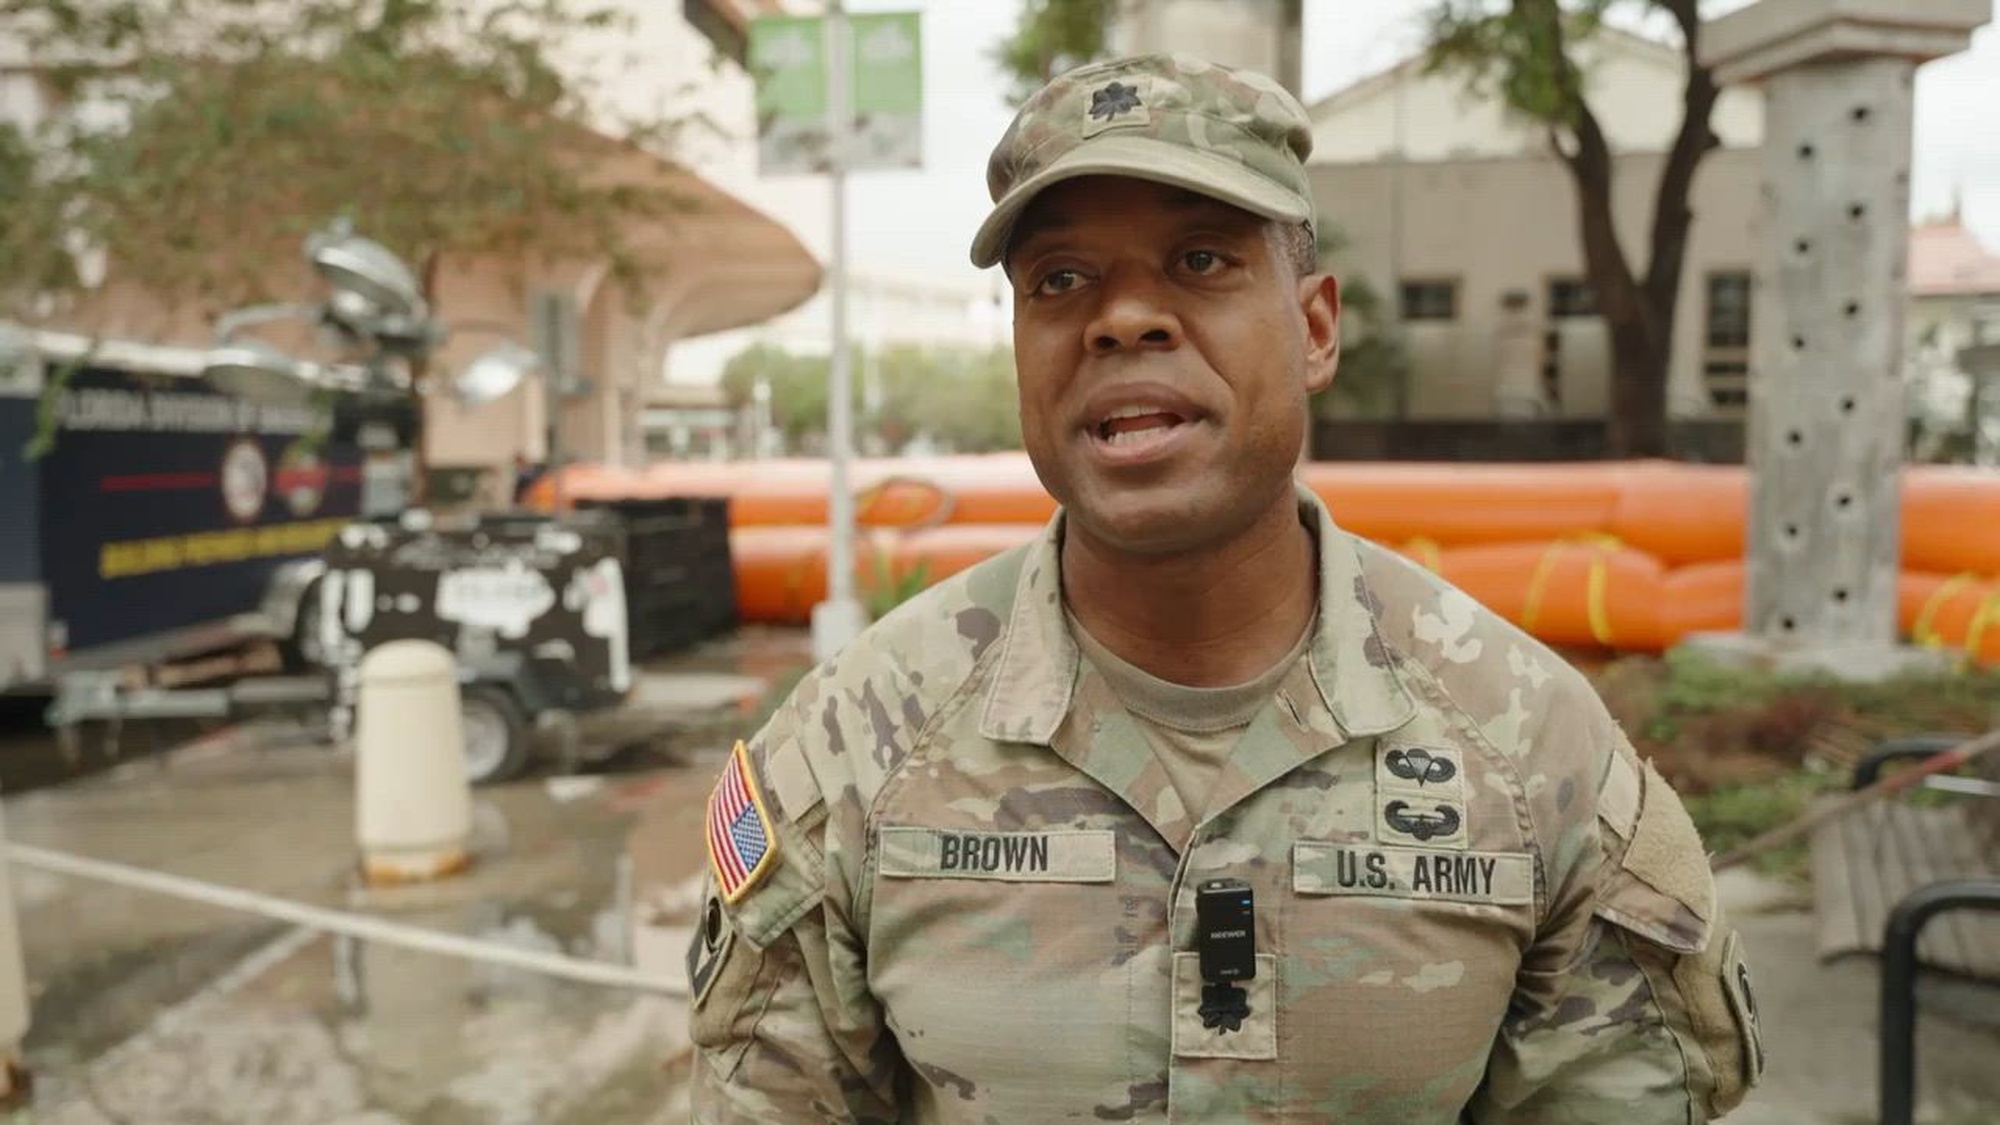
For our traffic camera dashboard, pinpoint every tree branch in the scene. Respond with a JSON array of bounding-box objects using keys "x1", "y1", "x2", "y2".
[
  {"x1": 1643, "y1": 0, "x2": 1722, "y2": 311},
  {"x1": 1517, "y1": 0, "x2": 1639, "y2": 317}
]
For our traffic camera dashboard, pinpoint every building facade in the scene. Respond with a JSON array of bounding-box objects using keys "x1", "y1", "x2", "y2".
[
  {"x1": 1905, "y1": 213, "x2": 2000, "y2": 460},
  {"x1": 1304, "y1": 28, "x2": 1769, "y2": 423}
]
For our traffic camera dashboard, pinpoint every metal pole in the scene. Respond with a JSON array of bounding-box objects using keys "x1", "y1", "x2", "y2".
[
  {"x1": 813, "y1": 0, "x2": 864, "y2": 661},
  {"x1": 0, "y1": 802, "x2": 31, "y2": 1104},
  {"x1": 1879, "y1": 881, "x2": 2000, "y2": 1125},
  {"x1": 548, "y1": 382, "x2": 565, "y2": 514}
]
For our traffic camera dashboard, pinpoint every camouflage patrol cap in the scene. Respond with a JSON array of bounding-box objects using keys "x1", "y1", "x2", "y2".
[{"x1": 971, "y1": 53, "x2": 1317, "y2": 269}]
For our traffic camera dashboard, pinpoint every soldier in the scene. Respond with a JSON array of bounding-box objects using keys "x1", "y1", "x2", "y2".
[{"x1": 687, "y1": 53, "x2": 1764, "y2": 1122}]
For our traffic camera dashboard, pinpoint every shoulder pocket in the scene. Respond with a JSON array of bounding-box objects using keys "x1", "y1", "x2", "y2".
[{"x1": 1592, "y1": 756, "x2": 1715, "y2": 955}]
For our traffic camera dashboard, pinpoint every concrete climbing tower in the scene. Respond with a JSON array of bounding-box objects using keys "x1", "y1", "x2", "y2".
[
  {"x1": 1110, "y1": 0, "x2": 1304, "y2": 94},
  {"x1": 1701, "y1": 0, "x2": 1991, "y2": 673}
]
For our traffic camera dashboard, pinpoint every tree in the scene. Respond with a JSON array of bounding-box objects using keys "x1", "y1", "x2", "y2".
[
  {"x1": 991, "y1": 0, "x2": 1115, "y2": 105},
  {"x1": 1314, "y1": 225, "x2": 1411, "y2": 420},
  {"x1": 721, "y1": 343, "x2": 852, "y2": 452},
  {"x1": 874, "y1": 344, "x2": 1023, "y2": 453},
  {"x1": 1426, "y1": 0, "x2": 1721, "y2": 456},
  {"x1": 721, "y1": 342, "x2": 1024, "y2": 455},
  {"x1": 0, "y1": 0, "x2": 697, "y2": 318}
]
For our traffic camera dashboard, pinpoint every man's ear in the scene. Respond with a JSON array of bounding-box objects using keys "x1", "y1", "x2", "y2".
[{"x1": 1299, "y1": 273, "x2": 1341, "y2": 396}]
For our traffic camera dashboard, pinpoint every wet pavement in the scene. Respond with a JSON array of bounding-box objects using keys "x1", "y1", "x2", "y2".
[
  {"x1": 1, "y1": 625, "x2": 1996, "y2": 1122},
  {"x1": 2, "y1": 628, "x2": 814, "y2": 1124}
]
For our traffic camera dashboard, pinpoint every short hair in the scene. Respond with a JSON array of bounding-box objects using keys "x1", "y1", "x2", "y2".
[{"x1": 1274, "y1": 222, "x2": 1317, "y2": 277}]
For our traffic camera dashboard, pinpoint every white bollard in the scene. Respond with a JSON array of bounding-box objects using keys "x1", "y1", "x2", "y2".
[
  {"x1": 0, "y1": 802, "x2": 32, "y2": 1104},
  {"x1": 354, "y1": 640, "x2": 473, "y2": 885}
]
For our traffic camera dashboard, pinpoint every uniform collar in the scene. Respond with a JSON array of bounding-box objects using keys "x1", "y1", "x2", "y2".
[{"x1": 977, "y1": 484, "x2": 1417, "y2": 745}]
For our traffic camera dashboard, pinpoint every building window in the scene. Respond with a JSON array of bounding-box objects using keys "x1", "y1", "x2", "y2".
[
  {"x1": 1706, "y1": 272, "x2": 1752, "y2": 349},
  {"x1": 1703, "y1": 270, "x2": 1753, "y2": 412},
  {"x1": 1548, "y1": 277, "x2": 1598, "y2": 318},
  {"x1": 1400, "y1": 279, "x2": 1459, "y2": 322}
]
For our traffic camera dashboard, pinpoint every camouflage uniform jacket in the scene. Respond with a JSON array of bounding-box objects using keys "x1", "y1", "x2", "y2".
[{"x1": 688, "y1": 487, "x2": 1765, "y2": 1123}]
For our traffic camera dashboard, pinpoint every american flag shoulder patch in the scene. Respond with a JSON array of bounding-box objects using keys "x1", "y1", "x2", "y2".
[{"x1": 707, "y1": 740, "x2": 779, "y2": 904}]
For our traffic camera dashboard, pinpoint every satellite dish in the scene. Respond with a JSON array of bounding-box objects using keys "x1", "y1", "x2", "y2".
[{"x1": 454, "y1": 341, "x2": 542, "y2": 408}]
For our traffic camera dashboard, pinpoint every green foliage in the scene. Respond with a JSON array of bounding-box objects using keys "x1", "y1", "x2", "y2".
[
  {"x1": 990, "y1": 0, "x2": 1114, "y2": 106},
  {"x1": 1681, "y1": 768, "x2": 1841, "y2": 880},
  {"x1": 1422, "y1": 0, "x2": 1617, "y2": 131},
  {"x1": 0, "y1": 120, "x2": 80, "y2": 308},
  {"x1": 719, "y1": 343, "x2": 849, "y2": 450},
  {"x1": 0, "y1": 0, "x2": 699, "y2": 319},
  {"x1": 862, "y1": 551, "x2": 932, "y2": 622},
  {"x1": 872, "y1": 344, "x2": 1023, "y2": 454},
  {"x1": 720, "y1": 342, "x2": 1023, "y2": 455},
  {"x1": 1645, "y1": 647, "x2": 2000, "y2": 745},
  {"x1": 1313, "y1": 224, "x2": 1411, "y2": 419},
  {"x1": 1644, "y1": 645, "x2": 1785, "y2": 743}
]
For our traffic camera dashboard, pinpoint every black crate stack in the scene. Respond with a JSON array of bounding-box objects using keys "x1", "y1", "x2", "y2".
[{"x1": 579, "y1": 496, "x2": 739, "y2": 661}]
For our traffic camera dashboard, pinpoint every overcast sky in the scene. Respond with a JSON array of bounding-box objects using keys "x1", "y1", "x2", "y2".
[{"x1": 806, "y1": 0, "x2": 2000, "y2": 298}]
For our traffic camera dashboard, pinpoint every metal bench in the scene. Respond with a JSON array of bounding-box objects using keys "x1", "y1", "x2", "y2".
[{"x1": 1808, "y1": 732, "x2": 2000, "y2": 1125}]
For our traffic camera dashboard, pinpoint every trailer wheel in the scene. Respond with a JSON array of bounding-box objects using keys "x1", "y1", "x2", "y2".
[
  {"x1": 460, "y1": 685, "x2": 530, "y2": 785},
  {"x1": 281, "y1": 579, "x2": 325, "y2": 672}
]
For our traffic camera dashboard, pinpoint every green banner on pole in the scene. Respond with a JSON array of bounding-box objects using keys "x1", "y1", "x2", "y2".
[{"x1": 751, "y1": 11, "x2": 923, "y2": 175}]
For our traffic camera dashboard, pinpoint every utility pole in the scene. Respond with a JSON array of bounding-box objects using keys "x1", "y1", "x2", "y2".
[{"x1": 812, "y1": 0, "x2": 866, "y2": 663}]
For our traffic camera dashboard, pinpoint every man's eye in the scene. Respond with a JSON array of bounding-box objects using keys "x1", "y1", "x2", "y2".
[
  {"x1": 1035, "y1": 269, "x2": 1082, "y2": 296},
  {"x1": 1183, "y1": 250, "x2": 1223, "y2": 274}
]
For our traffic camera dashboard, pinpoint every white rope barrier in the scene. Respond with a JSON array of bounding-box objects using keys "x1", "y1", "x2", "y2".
[{"x1": 7, "y1": 843, "x2": 691, "y2": 999}]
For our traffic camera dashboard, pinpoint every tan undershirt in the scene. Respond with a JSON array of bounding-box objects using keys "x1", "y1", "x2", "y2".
[{"x1": 1068, "y1": 612, "x2": 1316, "y2": 822}]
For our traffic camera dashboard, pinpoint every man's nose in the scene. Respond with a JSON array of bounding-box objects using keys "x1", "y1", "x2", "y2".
[{"x1": 1086, "y1": 274, "x2": 1181, "y2": 354}]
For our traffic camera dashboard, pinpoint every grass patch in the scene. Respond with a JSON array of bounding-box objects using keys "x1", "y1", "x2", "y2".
[
  {"x1": 1682, "y1": 768, "x2": 1843, "y2": 880},
  {"x1": 1593, "y1": 648, "x2": 2000, "y2": 881}
]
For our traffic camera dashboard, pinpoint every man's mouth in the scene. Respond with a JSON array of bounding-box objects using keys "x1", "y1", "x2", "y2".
[{"x1": 1094, "y1": 406, "x2": 1189, "y2": 446}]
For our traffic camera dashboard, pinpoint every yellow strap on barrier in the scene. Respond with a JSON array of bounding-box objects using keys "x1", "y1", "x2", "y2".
[
  {"x1": 1912, "y1": 572, "x2": 1977, "y2": 650},
  {"x1": 1403, "y1": 536, "x2": 1444, "y2": 573},
  {"x1": 1966, "y1": 588, "x2": 2000, "y2": 661},
  {"x1": 855, "y1": 474, "x2": 958, "y2": 531},
  {"x1": 1522, "y1": 533, "x2": 1622, "y2": 647}
]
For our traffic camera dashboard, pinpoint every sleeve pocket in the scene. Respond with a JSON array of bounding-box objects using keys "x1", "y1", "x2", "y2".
[{"x1": 1591, "y1": 756, "x2": 1763, "y2": 1114}]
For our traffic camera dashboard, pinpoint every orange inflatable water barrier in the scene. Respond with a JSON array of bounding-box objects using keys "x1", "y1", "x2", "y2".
[
  {"x1": 538, "y1": 455, "x2": 1996, "y2": 571},
  {"x1": 732, "y1": 523, "x2": 1046, "y2": 625},
  {"x1": 1421, "y1": 537, "x2": 1666, "y2": 651},
  {"x1": 1297, "y1": 462, "x2": 1627, "y2": 550},
  {"x1": 1900, "y1": 571, "x2": 2000, "y2": 665},
  {"x1": 1658, "y1": 561, "x2": 1747, "y2": 647},
  {"x1": 532, "y1": 452, "x2": 2000, "y2": 663}
]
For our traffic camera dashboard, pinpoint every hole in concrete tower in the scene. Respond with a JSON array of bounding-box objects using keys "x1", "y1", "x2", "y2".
[
  {"x1": 1849, "y1": 203, "x2": 1867, "y2": 221},
  {"x1": 1896, "y1": 170, "x2": 1910, "y2": 187},
  {"x1": 1787, "y1": 429, "x2": 1804, "y2": 448},
  {"x1": 1792, "y1": 334, "x2": 1807, "y2": 351},
  {"x1": 1780, "y1": 615, "x2": 1797, "y2": 633},
  {"x1": 1795, "y1": 237, "x2": 1813, "y2": 256},
  {"x1": 1845, "y1": 301, "x2": 1860, "y2": 318},
  {"x1": 1851, "y1": 106, "x2": 1871, "y2": 123},
  {"x1": 1833, "y1": 588, "x2": 1850, "y2": 604},
  {"x1": 1783, "y1": 523, "x2": 1801, "y2": 544},
  {"x1": 1836, "y1": 493, "x2": 1854, "y2": 512},
  {"x1": 1798, "y1": 142, "x2": 1815, "y2": 160},
  {"x1": 1840, "y1": 395, "x2": 1857, "y2": 413}
]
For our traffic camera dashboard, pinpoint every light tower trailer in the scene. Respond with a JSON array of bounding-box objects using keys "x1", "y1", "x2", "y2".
[{"x1": 0, "y1": 324, "x2": 414, "y2": 755}]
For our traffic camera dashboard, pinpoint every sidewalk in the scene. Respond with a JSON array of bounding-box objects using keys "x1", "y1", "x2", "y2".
[
  {"x1": 1717, "y1": 871, "x2": 2000, "y2": 1125},
  {"x1": 2, "y1": 629, "x2": 815, "y2": 1124}
]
